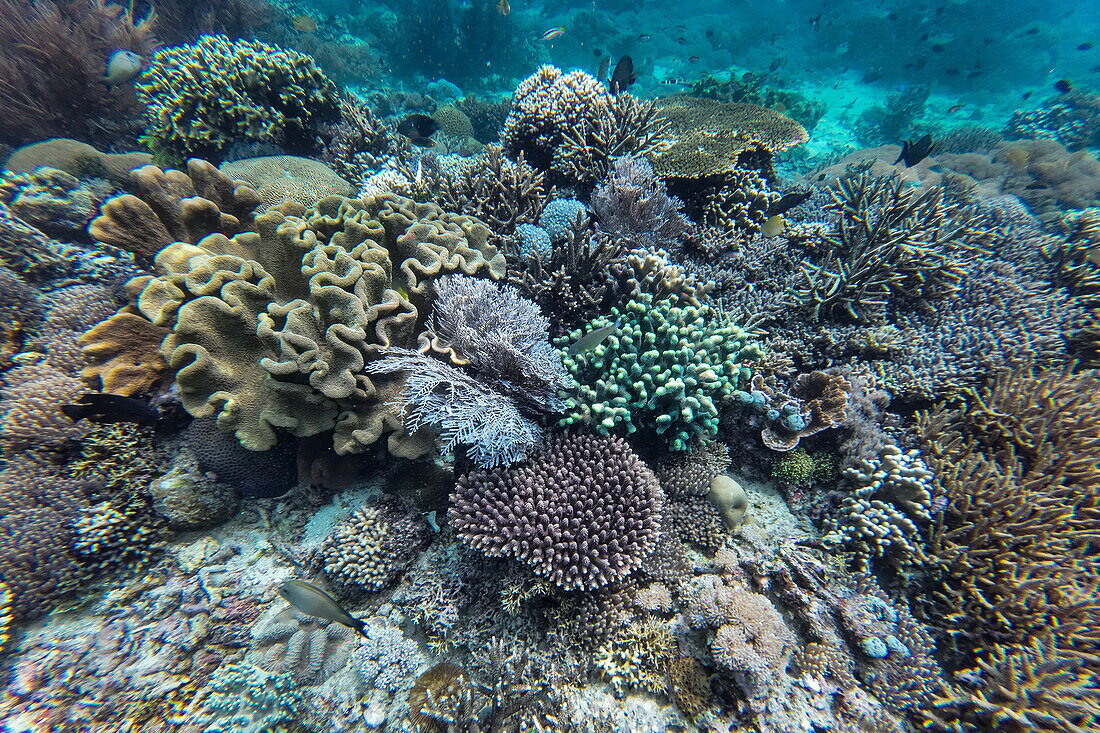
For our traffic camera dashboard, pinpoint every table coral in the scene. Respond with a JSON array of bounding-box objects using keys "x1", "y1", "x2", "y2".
[
  {"x1": 136, "y1": 34, "x2": 340, "y2": 161},
  {"x1": 558, "y1": 292, "x2": 759, "y2": 451}
]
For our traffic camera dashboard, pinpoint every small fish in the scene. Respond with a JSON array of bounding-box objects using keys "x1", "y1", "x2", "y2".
[
  {"x1": 539, "y1": 26, "x2": 565, "y2": 41},
  {"x1": 1055, "y1": 78, "x2": 1072, "y2": 93},
  {"x1": 1078, "y1": 42, "x2": 1094, "y2": 51},
  {"x1": 1021, "y1": 91, "x2": 1033, "y2": 100},
  {"x1": 894, "y1": 134, "x2": 935, "y2": 167},
  {"x1": 396, "y1": 113, "x2": 440, "y2": 140},
  {"x1": 496, "y1": 0, "x2": 510, "y2": 16},
  {"x1": 291, "y1": 15, "x2": 317, "y2": 33},
  {"x1": 768, "y1": 189, "x2": 812, "y2": 216},
  {"x1": 773, "y1": 101, "x2": 787, "y2": 114},
  {"x1": 278, "y1": 580, "x2": 368, "y2": 636},
  {"x1": 761, "y1": 214, "x2": 786, "y2": 238},
  {"x1": 676, "y1": 37, "x2": 686, "y2": 45},
  {"x1": 688, "y1": 55, "x2": 700, "y2": 62},
  {"x1": 948, "y1": 104, "x2": 964, "y2": 113},
  {"x1": 769, "y1": 58, "x2": 783, "y2": 72},
  {"x1": 609, "y1": 55, "x2": 637, "y2": 95},
  {"x1": 597, "y1": 56, "x2": 611, "y2": 81},
  {"x1": 661, "y1": 78, "x2": 692, "y2": 87},
  {"x1": 566, "y1": 317, "x2": 622, "y2": 356},
  {"x1": 62, "y1": 393, "x2": 159, "y2": 426},
  {"x1": 637, "y1": 33, "x2": 652, "y2": 41},
  {"x1": 103, "y1": 50, "x2": 142, "y2": 86}
]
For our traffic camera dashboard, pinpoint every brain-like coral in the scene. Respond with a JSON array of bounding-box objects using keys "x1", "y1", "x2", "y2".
[
  {"x1": 220, "y1": 156, "x2": 355, "y2": 212},
  {"x1": 558, "y1": 293, "x2": 759, "y2": 451},
  {"x1": 502, "y1": 65, "x2": 666, "y2": 190},
  {"x1": 136, "y1": 35, "x2": 340, "y2": 161},
  {"x1": 449, "y1": 433, "x2": 664, "y2": 591},
  {"x1": 136, "y1": 192, "x2": 505, "y2": 456},
  {"x1": 320, "y1": 498, "x2": 431, "y2": 591},
  {"x1": 248, "y1": 609, "x2": 356, "y2": 686}
]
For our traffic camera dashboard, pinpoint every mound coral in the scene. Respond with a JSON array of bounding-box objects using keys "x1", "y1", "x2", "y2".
[
  {"x1": 3, "y1": 138, "x2": 152, "y2": 184},
  {"x1": 502, "y1": 65, "x2": 667, "y2": 191},
  {"x1": 136, "y1": 192, "x2": 505, "y2": 457},
  {"x1": 136, "y1": 34, "x2": 340, "y2": 161},
  {"x1": 219, "y1": 156, "x2": 355, "y2": 212},
  {"x1": 559, "y1": 293, "x2": 759, "y2": 451},
  {"x1": 249, "y1": 609, "x2": 355, "y2": 687},
  {"x1": 449, "y1": 433, "x2": 664, "y2": 591},
  {"x1": 320, "y1": 498, "x2": 431, "y2": 591}
]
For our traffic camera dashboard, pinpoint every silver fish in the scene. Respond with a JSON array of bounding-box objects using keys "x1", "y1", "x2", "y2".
[
  {"x1": 104, "y1": 50, "x2": 142, "y2": 86},
  {"x1": 277, "y1": 580, "x2": 367, "y2": 636},
  {"x1": 566, "y1": 316, "x2": 621, "y2": 356}
]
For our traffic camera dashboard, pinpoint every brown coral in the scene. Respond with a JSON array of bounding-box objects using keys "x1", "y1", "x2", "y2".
[
  {"x1": 78, "y1": 310, "x2": 169, "y2": 396},
  {"x1": 219, "y1": 156, "x2": 355, "y2": 212},
  {"x1": 89, "y1": 159, "x2": 262, "y2": 262}
]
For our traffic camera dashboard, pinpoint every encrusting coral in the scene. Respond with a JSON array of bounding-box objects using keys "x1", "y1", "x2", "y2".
[
  {"x1": 449, "y1": 433, "x2": 664, "y2": 592},
  {"x1": 136, "y1": 34, "x2": 340, "y2": 162}
]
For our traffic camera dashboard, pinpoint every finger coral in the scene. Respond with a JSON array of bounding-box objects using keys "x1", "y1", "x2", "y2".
[
  {"x1": 135, "y1": 34, "x2": 340, "y2": 162},
  {"x1": 559, "y1": 293, "x2": 759, "y2": 451},
  {"x1": 449, "y1": 433, "x2": 664, "y2": 591}
]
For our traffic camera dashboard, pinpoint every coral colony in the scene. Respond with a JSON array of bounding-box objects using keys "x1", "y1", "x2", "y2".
[{"x1": 0, "y1": 0, "x2": 1099, "y2": 731}]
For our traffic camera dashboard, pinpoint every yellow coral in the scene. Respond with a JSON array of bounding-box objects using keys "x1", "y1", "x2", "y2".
[{"x1": 79, "y1": 310, "x2": 169, "y2": 396}]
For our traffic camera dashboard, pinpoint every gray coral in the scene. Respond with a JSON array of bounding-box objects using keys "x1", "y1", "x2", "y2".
[{"x1": 249, "y1": 610, "x2": 355, "y2": 686}]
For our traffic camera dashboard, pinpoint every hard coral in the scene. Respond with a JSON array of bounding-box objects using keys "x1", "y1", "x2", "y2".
[
  {"x1": 450, "y1": 433, "x2": 664, "y2": 591},
  {"x1": 502, "y1": 65, "x2": 666, "y2": 191},
  {"x1": 136, "y1": 34, "x2": 340, "y2": 161},
  {"x1": 591, "y1": 156, "x2": 691, "y2": 248},
  {"x1": 432, "y1": 145, "x2": 549, "y2": 238},
  {"x1": 320, "y1": 498, "x2": 431, "y2": 592},
  {"x1": 559, "y1": 293, "x2": 758, "y2": 451},
  {"x1": 219, "y1": 156, "x2": 355, "y2": 212}
]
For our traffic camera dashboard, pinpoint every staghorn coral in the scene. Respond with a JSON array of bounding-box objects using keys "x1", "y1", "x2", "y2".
[
  {"x1": 136, "y1": 34, "x2": 340, "y2": 161},
  {"x1": 78, "y1": 310, "x2": 169, "y2": 396},
  {"x1": 798, "y1": 172, "x2": 973, "y2": 323},
  {"x1": 916, "y1": 368, "x2": 1100, "y2": 664},
  {"x1": 591, "y1": 155, "x2": 691, "y2": 248},
  {"x1": 594, "y1": 619, "x2": 676, "y2": 696},
  {"x1": 138, "y1": 192, "x2": 504, "y2": 456},
  {"x1": 558, "y1": 293, "x2": 759, "y2": 451},
  {"x1": 89, "y1": 159, "x2": 262, "y2": 263},
  {"x1": 319, "y1": 95, "x2": 393, "y2": 183},
  {"x1": 219, "y1": 156, "x2": 355, "y2": 212},
  {"x1": 502, "y1": 66, "x2": 667, "y2": 191},
  {"x1": 449, "y1": 433, "x2": 663, "y2": 592},
  {"x1": 432, "y1": 145, "x2": 548, "y2": 238},
  {"x1": 320, "y1": 498, "x2": 430, "y2": 592},
  {"x1": 1005, "y1": 89, "x2": 1100, "y2": 152},
  {"x1": 0, "y1": 0, "x2": 156, "y2": 147}
]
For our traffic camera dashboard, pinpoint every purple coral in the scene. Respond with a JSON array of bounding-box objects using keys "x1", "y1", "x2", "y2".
[
  {"x1": 591, "y1": 156, "x2": 691, "y2": 247},
  {"x1": 449, "y1": 433, "x2": 664, "y2": 591}
]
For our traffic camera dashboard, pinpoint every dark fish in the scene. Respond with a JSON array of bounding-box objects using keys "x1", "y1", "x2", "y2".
[
  {"x1": 609, "y1": 55, "x2": 637, "y2": 95},
  {"x1": 768, "y1": 188, "x2": 813, "y2": 216},
  {"x1": 637, "y1": 33, "x2": 651, "y2": 41},
  {"x1": 948, "y1": 104, "x2": 964, "y2": 113},
  {"x1": 62, "y1": 393, "x2": 159, "y2": 426},
  {"x1": 596, "y1": 56, "x2": 611, "y2": 81},
  {"x1": 894, "y1": 134, "x2": 935, "y2": 167},
  {"x1": 676, "y1": 37, "x2": 686, "y2": 45},
  {"x1": 809, "y1": 13, "x2": 822, "y2": 28},
  {"x1": 1078, "y1": 42, "x2": 1094, "y2": 51},
  {"x1": 397, "y1": 113, "x2": 439, "y2": 140},
  {"x1": 769, "y1": 58, "x2": 783, "y2": 71},
  {"x1": 1055, "y1": 79, "x2": 1072, "y2": 93},
  {"x1": 1022, "y1": 91, "x2": 1033, "y2": 100},
  {"x1": 1025, "y1": 27, "x2": 1039, "y2": 35},
  {"x1": 278, "y1": 580, "x2": 368, "y2": 636},
  {"x1": 688, "y1": 55, "x2": 700, "y2": 62}
]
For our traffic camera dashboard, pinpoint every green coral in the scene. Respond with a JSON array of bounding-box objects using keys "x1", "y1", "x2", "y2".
[
  {"x1": 199, "y1": 662, "x2": 303, "y2": 733},
  {"x1": 136, "y1": 35, "x2": 340, "y2": 161},
  {"x1": 137, "y1": 193, "x2": 505, "y2": 456},
  {"x1": 558, "y1": 293, "x2": 758, "y2": 451},
  {"x1": 770, "y1": 448, "x2": 815, "y2": 483}
]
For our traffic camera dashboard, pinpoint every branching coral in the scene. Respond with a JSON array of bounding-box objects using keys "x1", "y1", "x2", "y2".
[
  {"x1": 559, "y1": 293, "x2": 759, "y2": 451},
  {"x1": 502, "y1": 66, "x2": 667, "y2": 191},
  {"x1": 449, "y1": 433, "x2": 664, "y2": 591},
  {"x1": 798, "y1": 172, "x2": 974, "y2": 323},
  {"x1": 321, "y1": 498, "x2": 431, "y2": 592},
  {"x1": 591, "y1": 155, "x2": 690, "y2": 248},
  {"x1": 432, "y1": 145, "x2": 549, "y2": 238},
  {"x1": 136, "y1": 34, "x2": 340, "y2": 161},
  {"x1": 1005, "y1": 89, "x2": 1100, "y2": 152}
]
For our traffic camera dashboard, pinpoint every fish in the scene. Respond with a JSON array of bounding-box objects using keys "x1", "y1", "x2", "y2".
[
  {"x1": 768, "y1": 189, "x2": 812, "y2": 216},
  {"x1": 773, "y1": 101, "x2": 787, "y2": 114},
  {"x1": 278, "y1": 580, "x2": 368, "y2": 636},
  {"x1": 103, "y1": 50, "x2": 142, "y2": 86},
  {"x1": 566, "y1": 317, "x2": 622, "y2": 356},
  {"x1": 676, "y1": 37, "x2": 686, "y2": 45},
  {"x1": 1055, "y1": 79, "x2": 1072, "y2": 93},
  {"x1": 62, "y1": 393, "x2": 160, "y2": 426},
  {"x1": 396, "y1": 113, "x2": 440, "y2": 140},
  {"x1": 661, "y1": 78, "x2": 692, "y2": 87},
  {"x1": 1021, "y1": 91, "x2": 1033, "y2": 100},
  {"x1": 539, "y1": 26, "x2": 566, "y2": 41},
  {"x1": 291, "y1": 15, "x2": 317, "y2": 33},
  {"x1": 948, "y1": 104, "x2": 964, "y2": 113},
  {"x1": 1085, "y1": 249, "x2": 1100, "y2": 267},
  {"x1": 637, "y1": 33, "x2": 652, "y2": 41},
  {"x1": 769, "y1": 58, "x2": 783, "y2": 72},
  {"x1": 688, "y1": 55, "x2": 700, "y2": 62},
  {"x1": 496, "y1": 0, "x2": 510, "y2": 16},
  {"x1": 596, "y1": 56, "x2": 611, "y2": 81},
  {"x1": 1078, "y1": 42, "x2": 1094, "y2": 51},
  {"x1": 761, "y1": 214, "x2": 786, "y2": 238},
  {"x1": 893, "y1": 134, "x2": 935, "y2": 167},
  {"x1": 609, "y1": 56, "x2": 637, "y2": 95}
]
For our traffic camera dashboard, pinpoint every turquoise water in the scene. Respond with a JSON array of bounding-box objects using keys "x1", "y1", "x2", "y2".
[{"x1": 0, "y1": 0, "x2": 1097, "y2": 731}]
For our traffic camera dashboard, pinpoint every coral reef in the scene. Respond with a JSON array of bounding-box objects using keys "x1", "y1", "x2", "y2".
[
  {"x1": 559, "y1": 293, "x2": 759, "y2": 451},
  {"x1": 248, "y1": 609, "x2": 355, "y2": 686},
  {"x1": 1005, "y1": 89, "x2": 1100, "y2": 152},
  {"x1": 136, "y1": 35, "x2": 340, "y2": 162},
  {"x1": 352, "y1": 620, "x2": 425, "y2": 693},
  {"x1": 431, "y1": 145, "x2": 548, "y2": 239},
  {"x1": 78, "y1": 311, "x2": 169, "y2": 396},
  {"x1": 450, "y1": 433, "x2": 664, "y2": 591},
  {"x1": 591, "y1": 156, "x2": 691, "y2": 248},
  {"x1": 191, "y1": 661, "x2": 303, "y2": 733},
  {"x1": 219, "y1": 157, "x2": 354, "y2": 212},
  {"x1": 320, "y1": 498, "x2": 430, "y2": 592}
]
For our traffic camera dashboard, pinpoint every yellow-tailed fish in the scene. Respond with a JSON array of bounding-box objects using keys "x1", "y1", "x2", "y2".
[
  {"x1": 567, "y1": 316, "x2": 621, "y2": 356},
  {"x1": 761, "y1": 214, "x2": 786, "y2": 238},
  {"x1": 291, "y1": 15, "x2": 318, "y2": 33},
  {"x1": 277, "y1": 580, "x2": 367, "y2": 636},
  {"x1": 539, "y1": 26, "x2": 566, "y2": 41}
]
